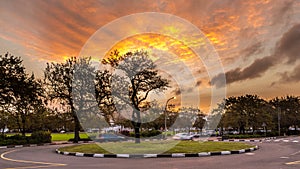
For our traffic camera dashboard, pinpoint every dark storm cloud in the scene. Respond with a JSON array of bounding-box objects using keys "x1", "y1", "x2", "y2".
[
  {"x1": 275, "y1": 24, "x2": 300, "y2": 64},
  {"x1": 279, "y1": 64, "x2": 300, "y2": 83},
  {"x1": 239, "y1": 42, "x2": 263, "y2": 59},
  {"x1": 210, "y1": 73, "x2": 226, "y2": 88},
  {"x1": 212, "y1": 23, "x2": 300, "y2": 87}
]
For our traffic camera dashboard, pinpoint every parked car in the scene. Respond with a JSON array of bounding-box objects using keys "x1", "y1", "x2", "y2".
[
  {"x1": 0, "y1": 128, "x2": 9, "y2": 133},
  {"x1": 204, "y1": 130, "x2": 216, "y2": 136},
  {"x1": 172, "y1": 133, "x2": 194, "y2": 140},
  {"x1": 97, "y1": 133, "x2": 125, "y2": 142},
  {"x1": 192, "y1": 133, "x2": 200, "y2": 138},
  {"x1": 59, "y1": 130, "x2": 66, "y2": 133}
]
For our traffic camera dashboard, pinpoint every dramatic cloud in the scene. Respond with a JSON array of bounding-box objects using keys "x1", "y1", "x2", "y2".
[
  {"x1": 1, "y1": 0, "x2": 300, "y2": 109},
  {"x1": 212, "y1": 23, "x2": 300, "y2": 87},
  {"x1": 278, "y1": 64, "x2": 300, "y2": 83},
  {"x1": 239, "y1": 42, "x2": 263, "y2": 60},
  {"x1": 275, "y1": 24, "x2": 300, "y2": 64},
  {"x1": 271, "y1": 0, "x2": 295, "y2": 25}
]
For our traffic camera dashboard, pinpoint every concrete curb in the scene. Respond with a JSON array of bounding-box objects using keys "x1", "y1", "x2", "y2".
[
  {"x1": 55, "y1": 145, "x2": 259, "y2": 158},
  {"x1": 0, "y1": 138, "x2": 264, "y2": 149},
  {"x1": 210, "y1": 139, "x2": 262, "y2": 142}
]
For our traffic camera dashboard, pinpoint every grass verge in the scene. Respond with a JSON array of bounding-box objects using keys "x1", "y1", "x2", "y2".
[
  {"x1": 6, "y1": 133, "x2": 93, "y2": 142},
  {"x1": 58, "y1": 141, "x2": 254, "y2": 154},
  {"x1": 51, "y1": 133, "x2": 90, "y2": 141}
]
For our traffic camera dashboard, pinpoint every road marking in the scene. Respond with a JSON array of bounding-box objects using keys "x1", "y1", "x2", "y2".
[
  {"x1": 0, "y1": 149, "x2": 67, "y2": 169},
  {"x1": 280, "y1": 157, "x2": 289, "y2": 159},
  {"x1": 245, "y1": 153, "x2": 255, "y2": 156},
  {"x1": 286, "y1": 161, "x2": 300, "y2": 165},
  {"x1": 290, "y1": 151, "x2": 300, "y2": 156}
]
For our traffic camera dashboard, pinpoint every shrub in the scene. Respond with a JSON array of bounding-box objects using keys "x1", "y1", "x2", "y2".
[
  {"x1": 120, "y1": 130, "x2": 130, "y2": 136},
  {"x1": 30, "y1": 131, "x2": 52, "y2": 143},
  {"x1": 227, "y1": 134, "x2": 262, "y2": 139},
  {"x1": 7, "y1": 134, "x2": 26, "y2": 140},
  {"x1": 68, "y1": 138, "x2": 92, "y2": 142},
  {"x1": 141, "y1": 130, "x2": 162, "y2": 138}
]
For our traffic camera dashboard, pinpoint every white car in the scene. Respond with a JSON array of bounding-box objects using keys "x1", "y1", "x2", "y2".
[
  {"x1": 0, "y1": 128, "x2": 9, "y2": 133},
  {"x1": 172, "y1": 133, "x2": 194, "y2": 140}
]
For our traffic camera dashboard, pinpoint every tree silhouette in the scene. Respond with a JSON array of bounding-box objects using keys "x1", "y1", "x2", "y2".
[
  {"x1": 102, "y1": 50, "x2": 169, "y2": 143},
  {"x1": 44, "y1": 57, "x2": 83, "y2": 143},
  {"x1": 219, "y1": 95, "x2": 273, "y2": 134},
  {"x1": 270, "y1": 96, "x2": 300, "y2": 135},
  {"x1": 0, "y1": 53, "x2": 43, "y2": 136}
]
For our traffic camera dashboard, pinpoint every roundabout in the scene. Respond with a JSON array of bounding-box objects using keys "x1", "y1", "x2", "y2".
[
  {"x1": 55, "y1": 140, "x2": 258, "y2": 158},
  {"x1": 0, "y1": 137, "x2": 300, "y2": 169}
]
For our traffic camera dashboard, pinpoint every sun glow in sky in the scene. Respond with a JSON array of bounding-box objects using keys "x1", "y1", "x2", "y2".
[
  {"x1": 102, "y1": 33, "x2": 210, "y2": 110},
  {"x1": 1, "y1": 0, "x2": 300, "y2": 112},
  {"x1": 104, "y1": 33, "x2": 196, "y2": 62}
]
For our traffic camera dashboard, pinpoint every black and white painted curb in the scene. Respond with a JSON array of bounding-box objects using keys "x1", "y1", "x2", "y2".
[
  {"x1": 0, "y1": 138, "x2": 262, "y2": 149},
  {"x1": 208, "y1": 139, "x2": 261, "y2": 142},
  {"x1": 55, "y1": 145, "x2": 259, "y2": 158},
  {"x1": 265, "y1": 138, "x2": 300, "y2": 143}
]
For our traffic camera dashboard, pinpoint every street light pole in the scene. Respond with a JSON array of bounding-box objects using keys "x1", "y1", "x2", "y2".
[
  {"x1": 277, "y1": 107, "x2": 281, "y2": 136},
  {"x1": 164, "y1": 97, "x2": 175, "y2": 135}
]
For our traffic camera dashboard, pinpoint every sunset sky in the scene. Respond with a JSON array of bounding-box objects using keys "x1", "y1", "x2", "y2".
[{"x1": 1, "y1": 0, "x2": 300, "y2": 112}]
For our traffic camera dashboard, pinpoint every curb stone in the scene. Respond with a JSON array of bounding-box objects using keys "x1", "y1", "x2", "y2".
[
  {"x1": 55, "y1": 145, "x2": 259, "y2": 158},
  {"x1": 0, "y1": 138, "x2": 265, "y2": 149}
]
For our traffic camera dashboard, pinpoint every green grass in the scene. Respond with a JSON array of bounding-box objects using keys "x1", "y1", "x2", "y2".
[
  {"x1": 58, "y1": 141, "x2": 254, "y2": 154},
  {"x1": 5, "y1": 132, "x2": 94, "y2": 141},
  {"x1": 51, "y1": 133, "x2": 90, "y2": 141},
  {"x1": 6, "y1": 133, "x2": 31, "y2": 137}
]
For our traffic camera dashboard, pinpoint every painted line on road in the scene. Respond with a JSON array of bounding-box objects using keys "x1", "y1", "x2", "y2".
[
  {"x1": 286, "y1": 160, "x2": 300, "y2": 165},
  {"x1": 290, "y1": 151, "x2": 300, "y2": 156},
  {"x1": 0, "y1": 149, "x2": 67, "y2": 169}
]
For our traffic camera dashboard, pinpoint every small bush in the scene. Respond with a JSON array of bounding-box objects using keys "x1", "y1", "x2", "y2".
[
  {"x1": 120, "y1": 130, "x2": 130, "y2": 136},
  {"x1": 227, "y1": 134, "x2": 262, "y2": 139},
  {"x1": 129, "y1": 132, "x2": 135, "y2": 137},
  {"x1": 141, "y1": 130, "x2": 162, "y2": 137},
  {"x1": 30, "y1": 131, "x2": 52, "y2": 143},
  {"x1": 68, "y1": 138, "x2": 92, "y2": 142},
  {"x1": 7, "y1": 134, "x2": 26, "y2": 140}
]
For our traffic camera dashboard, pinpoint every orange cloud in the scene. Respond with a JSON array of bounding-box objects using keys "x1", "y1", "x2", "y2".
[{"x1": 104, "y1": 33, "x2": 197, "y2": 63}]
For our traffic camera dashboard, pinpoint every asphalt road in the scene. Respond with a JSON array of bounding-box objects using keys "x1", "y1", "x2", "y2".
[{"x1": 1, "y1": 137, "x2": 300, "y2": 169}]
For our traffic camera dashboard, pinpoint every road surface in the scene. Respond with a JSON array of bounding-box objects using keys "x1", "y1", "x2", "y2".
[{"x1": 1, "y1": 137, "x2": 300, "y2": 169}]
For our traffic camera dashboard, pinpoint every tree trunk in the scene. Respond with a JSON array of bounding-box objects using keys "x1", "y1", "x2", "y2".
[
  {"x1": 134, "y1": 123, "x2": 141, "y2": 143},
  {"x1": 70, "y1": 98, "x2": 80, "y2": 143},
  {"x1": 21, "y1": 114, "x2": 26, "y2": 137},
  {"x1": 73, "y1": 116, "x2": 80, "y2": 143},
  {"x1": 132, "y1": 108, "x2": 141, "y2": 144},
  {"x1": 16, "y1": 116, "x2": 22, "y2": 135},
  {"x1": 252, "y1": 126, "x2": 255, "y2": 135}
]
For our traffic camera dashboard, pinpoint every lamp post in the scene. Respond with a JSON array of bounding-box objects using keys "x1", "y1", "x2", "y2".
[
  {"x1": 277, "y1": 107, "x2": 281, "y2": 136},
  {"x1": 164, "y1": 97, "x2": 175, "y2": 135},
  {"x1": 262, "y1": 122, "x2": 267, "y2": 137}
]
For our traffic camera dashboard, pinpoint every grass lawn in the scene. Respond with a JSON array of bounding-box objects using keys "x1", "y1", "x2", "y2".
[
  {"x1": 58, "y1": 141, "x2": 254, "y2": 154},
  {"x1": 6, "y1": 133, "x2": 91, "y2": 141},
  {"x1": 51, "y1": 133, "x2": 90, "y2": 141}
]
